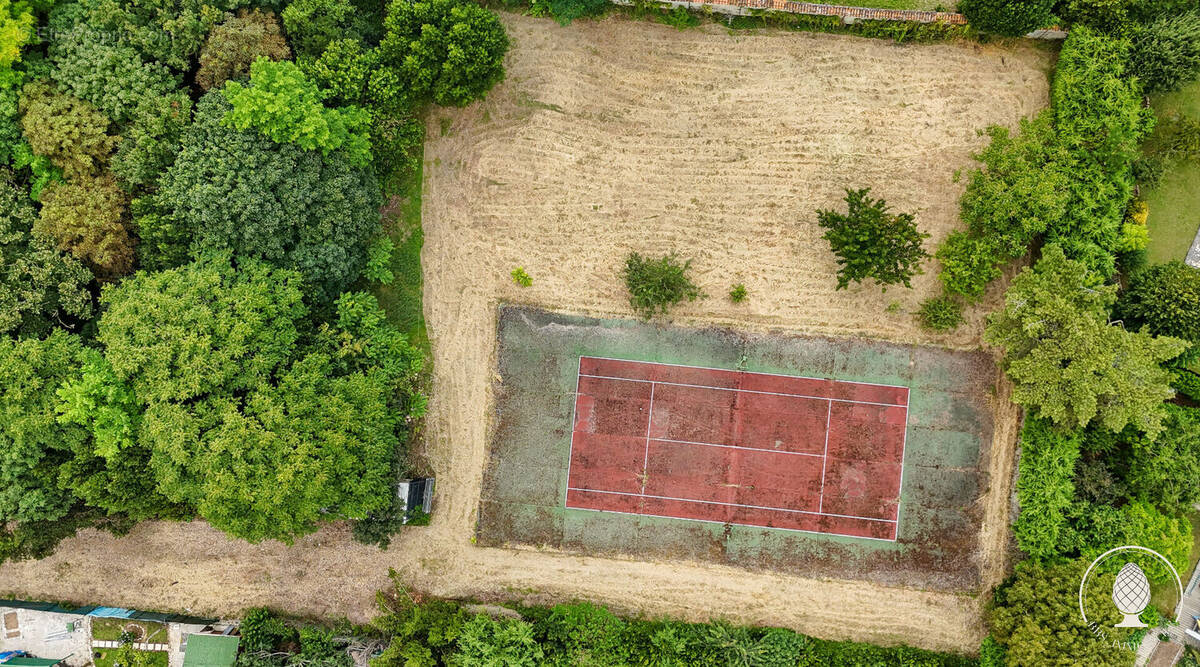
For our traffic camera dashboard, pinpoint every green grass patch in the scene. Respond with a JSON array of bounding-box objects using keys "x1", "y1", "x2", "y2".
[
  {"x1": 93, "y1": 649, "x2": 168, "y2": 667},
  {"x1": 373, "y1": 121, "x2": 428, "y2": 355},
  {"x1": 90, "y1": 619, "x2": 168, "y2": 643},
  {"x1": 1145, "y1": 80, "x2": 1200, "y2": 265}
]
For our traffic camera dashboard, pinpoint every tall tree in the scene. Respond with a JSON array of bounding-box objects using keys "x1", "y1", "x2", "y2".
[
  {"x1": 816, "y1": 188, "x2": 929, "y2": 291},
  {"x1": 985, "y1": 245, "x2": 1186, "y2": 436}
]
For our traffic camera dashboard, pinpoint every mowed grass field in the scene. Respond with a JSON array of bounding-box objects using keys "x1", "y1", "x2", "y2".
[
  {"x1": 1145, "y1": 79, "x2": 1200, "y2": 265},
  {"x1": 0, "y1": 14, "x2": 1048, "y2": 654}
]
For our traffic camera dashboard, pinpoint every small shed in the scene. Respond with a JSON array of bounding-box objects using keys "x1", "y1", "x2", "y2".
[
  {"x1": 397, "y1": 478, "x2": 434, "y2": 523},
  {"x1": 181, "y1": 635, "x2": 239, "y2": 667}
]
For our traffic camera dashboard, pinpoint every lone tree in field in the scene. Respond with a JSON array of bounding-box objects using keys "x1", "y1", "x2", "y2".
[
  {"x1": 622, "y1": 252, "x2": 702, "y2": 319},
  {"x1": 816, "y1": 188, "x2": 929, "y2": 291}
]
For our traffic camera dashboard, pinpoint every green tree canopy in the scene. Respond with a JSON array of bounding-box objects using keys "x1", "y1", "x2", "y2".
[
  {"x1": 959, "y1": 0, "x2": 1055, "y2": 37},
  {"x1": 35, "y1": 174, "x2": 133, "y2": 278},
  {"x1": 1117, "y1": 261, "x2": 1200, "y2": 358},
  {"x1": 0, "y1": 331, "x2": 86, "y2": 524},
  {"x1": 816, "y1": 187, "x2": 929, "y2": 291},
  {"x1": 222, "y1": 59, "x2": 372, "y2": 166},
  {"x1": 985, "y1": 245, "x2": 1186, "y2": 436},
  {"x1": 1013, "y1": 418, "x2": 1082, "y2": 560},
  {"x1": 0, "y1": 179, "x2": 93, "y2": 338},
  {"x1": 1130, "y1": 12, "x2": 1200, "y2": 94},
  {"x1": 1126, "y1": 405, "x2": 1200, "y2": 511},
  {"x1": 197, "y1": 9, "x2": 291, "y2": 91},
  {"x1": 151, "y1": 91, "x2": 381, "y2": 303},
  {"x1": 377, "y1": 0, "x2": 508, "y2": 108},
  {"x1": 18, "y1": 81, "x2": 118, "y2": 180}
]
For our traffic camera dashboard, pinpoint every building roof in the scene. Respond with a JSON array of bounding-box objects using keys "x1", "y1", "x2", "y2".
[
  {"x1": 6, "y1": 658, "x2": 64, "y2": 667},
  {"x1": 182, "y1": 634, "x2": 240, "y2": 667}
]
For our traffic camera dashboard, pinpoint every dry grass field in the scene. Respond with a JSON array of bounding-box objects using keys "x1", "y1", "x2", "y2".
[{"x1": 0, "y1": 14, "x2": 1050, "y2": 653}]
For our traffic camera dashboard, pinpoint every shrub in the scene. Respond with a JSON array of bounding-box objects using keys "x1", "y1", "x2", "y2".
[
  {"x1": 1012, "y1": 418, "x2": 1082, "y2": 559},
  {"x1": 1117, "y1": 261, "x2": 1200, "y2": 360},
  {"x1": 1130, "y1": 12, "x2": 1200, "y2": 93},
  {"x1": 240, "y1": 608, "x2": 295, "y2": 652},
  {"x1": 1172, "y1": 369, "x2": 1200, "y2": 401},
  {"x1": 728, "y1": 283, "x2": 747, "y2": 303},
  {"x1": 455, "y1": 615, "x2": 543, "y2": 667},
  {"x1": 622, "y1": 252, "x2": 702, "y2": 319},
  {"x1": 197, "y1": 9, "x2": 291, "y2": 91},
  {"x1": 531, "y1": 0, "x2": 607, "y2": 25},
  {"x1": 366, "y1": 237, "x2": 395, "y2": 285},
  {"x1": 280, "y1": 0, "x2": 353, "y2": 58},
  {"x1": 816, "y1": 187, "x2": 928, "y2": 291},
  {"x1": 510, "y1": 266, "x2": 532, "y2": 287},
  {"x1": 959, "y1": 0, "x2": 1055, "y2": 36},
  {"x1": 916, "y1": 294, "x2": 964, "y2": 332},
  {"x1": 222, "y1": 59, "x2": 372, "y2": 166},
  {"x1": 377, "y1": 0, "x2": 509, "y2": 108}
]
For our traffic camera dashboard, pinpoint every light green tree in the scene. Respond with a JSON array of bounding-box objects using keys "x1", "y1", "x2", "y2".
[{"x1": 985, "y1": 245, "x2": 1186, "y2": 436}]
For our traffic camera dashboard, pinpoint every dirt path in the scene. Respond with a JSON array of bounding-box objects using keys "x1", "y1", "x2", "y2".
[{"x1": 0, "y1": 14, "x2": 1050, "y2": 654}]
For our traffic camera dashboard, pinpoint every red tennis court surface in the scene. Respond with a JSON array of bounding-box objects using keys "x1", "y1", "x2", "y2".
[{"x1": 566, "y1": 357, "x2": 909, "y2": 541}]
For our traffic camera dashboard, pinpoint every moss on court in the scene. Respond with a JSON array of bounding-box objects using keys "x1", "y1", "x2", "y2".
[{"x1": 478, "y1": 306, "x2": 997, "y2": 592}]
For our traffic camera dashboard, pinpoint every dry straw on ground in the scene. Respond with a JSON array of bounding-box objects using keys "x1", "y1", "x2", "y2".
[{"x1": 0, "y1": 13, "x2": 1049, "y2": 653}]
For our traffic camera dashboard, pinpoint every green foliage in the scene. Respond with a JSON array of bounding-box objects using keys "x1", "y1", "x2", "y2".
[
  {"x1": 82, "y1": 255, "x2": 424, "y2": 542},
  {"x1": 1172, "y1": 368, "x2": 1200, "y2": 400},
  {"x1": 378, "y1": 0, "x2": 508, "y2": 108},
  {"x1": 0, "y1": 331, "x2": 86, "y2": 524},
  {"x1": 367, "y1": 237, "x2": 396, "y2": 285},
  {"x1": 57, "y1": 349, "x2": 141, "y2": 459},
  {"x1": 109, "y1": 91, "x2": 192, "y2": 190},
  {"x1": 0, "y1": 178, "x2": 93, "y2": 337},
  {"x1": 510, "y1": 266, "x2": 532, "y2": 288},
  {"x1": 1012, "y1": 418, "x2": 1082, "y2": 560},
  {"x1": 1130, "y1": 12, "x2": 1200, "y2": 94},
  {"x1": 197, "y1": 9, "x2": 291, "y2": 91},
  {"x1": 816, "y1": 187, "x2": 928, "y2": 291},
  {"x1": 984, "y1": 245, "x2": 1186, "y2": 436},
  {"x1": 1117, "y1": 261, "x2": 1200, "y2": 358},
  {"x1": 223, "y1": 59, "x2": 372, "y2": 167},
  {"x1": 936, "y1": 112, "x2": 1067, "y2": 299},
  {"x1": 240, "y1": 608, "x2": 296, "y2": 653},
  {"x1": 531, "y1": 0, "x2": 607, "y2": 26},
  {"x1": 989, "y1": 560, "x2": 1132, "y2": 667},
  {"x1": 370, "y1": 573, "x2": 469, "y2": 667},
  {"x1": 540, "y1": 602, "x2": 626, "y2": 665},
  {"x1": 728, "y1": 283, "x2": 747, "y2": 303},
  {"x1": 47, "y1": 24, "x2": 181, "y2": 124},
  {"x1": 455, "y1": 615, "x2": 543, "y2": 667},
  {"x1": 62, "y1": 0, "x2": 242, "y2": 71},
  {"x1": 35, "y1": 174, "x2": 133, "y2": 277},
  {"x1": 916, "y1": 294, "x2": 964, "y2": 332},
  {"x1": 622, "y1": 252, "x2": 702, "y2": 319},
  {"x1": 1126, "y1": 405, "x2": 1200, "y2": 511},
  {"x1": 18, "y1": 81, "x2": 118, "y2": 180},
  {"x1": 153, "y1": 91, "x2": 382, "y2": 304},
  {"x1": 12, "y1": 142, "x2": 63, "y2": 201},
  {"x1": 0, "y1": 0, "x2": 34, "y2": 84},
  {"x1": 958, "y1": 0, "x2": 1054, "y2": 37},
  {"x1": 978, "y1": 637, "x2": 1005, "y2": 667},
  {"x1": 281, "y1": 0, "x2": 353, "y2": 58}
]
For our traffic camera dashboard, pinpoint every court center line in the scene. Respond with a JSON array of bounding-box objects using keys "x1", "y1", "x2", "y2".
[
  {"x1": 818, "y1": 398, "x2": 832, "y2": 514},
  {"x1": 640, "y1": 382, "x2": 655, "y2": 496},
  {"x1": 648, "y1": 437, "x2": 825, "y2": 459},
  {"x1": 578, "y1": 373, "x2": 908, "y2": 408},
  {"x1": 567, "y1": 487, "x2": 897, "y2": 524},
  {"x1": 580, "y1": 354, "x2": 911, "y2": 390},
  {"x1": 564, "y1": 505, "x2": 898, "y2": 543}
]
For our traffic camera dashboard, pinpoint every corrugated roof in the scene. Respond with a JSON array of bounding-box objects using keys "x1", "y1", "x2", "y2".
[
  {"x1": 182, "y1": 634, "x2": 239, "y2": 667},
  {"x1": 6, "y1": 658, "x2": 64, "y2": 666}
]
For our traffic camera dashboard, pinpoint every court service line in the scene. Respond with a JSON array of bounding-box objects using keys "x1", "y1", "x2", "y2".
[
  {"x1": 640, "y1": 383, "x2": 656, "y2": 495},
  {"x1": 579, "y1": 373, "x2": 908, "y2": 408},
  {"x1": 566, "y1": 487, "x2": 898, "y2": 524},
  {"x1": 564, "y1": 505, "x2": 898, "y2": 542},
  {"x1": 580, "y1": 355, "x2": 912, "y2": 390},
  {"x1": 563, "y1": 357, "x2": 583, "y2": 507}
]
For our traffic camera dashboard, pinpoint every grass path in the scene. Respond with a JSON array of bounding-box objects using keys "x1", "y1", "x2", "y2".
[{"x1": 1145, "y1": 81, "x2": 1200, "y2": 265}]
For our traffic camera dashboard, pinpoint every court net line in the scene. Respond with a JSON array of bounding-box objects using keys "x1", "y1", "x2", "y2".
[{"x1": 578, "y1": 373, "x2": 909, "y2": 408}]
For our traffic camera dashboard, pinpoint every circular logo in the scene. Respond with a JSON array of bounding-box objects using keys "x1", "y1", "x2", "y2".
[{"x1": 1078, "y1": 545, "x2": 1184, "y2": 628}]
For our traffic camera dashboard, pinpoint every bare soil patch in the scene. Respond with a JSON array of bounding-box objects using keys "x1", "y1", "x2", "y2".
[{"x1": 0, "y1": 14, "x2": 1048, "y2": 654}]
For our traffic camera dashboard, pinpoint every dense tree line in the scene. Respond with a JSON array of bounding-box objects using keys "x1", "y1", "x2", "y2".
[{"x1": 0, "y1": 0, "x2": 508, "y2": 557}]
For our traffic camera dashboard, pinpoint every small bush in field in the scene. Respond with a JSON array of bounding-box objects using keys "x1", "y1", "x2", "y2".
[
  {"x1": 366, "y1": 237, "x2": 395, "y2": 284},
  {"x1": 917, "y1": 294, "x2": 964, "y2": 332},
  {"x1": 728, "y1": 283, "x2": 747, "y2": 303},
  {"x1": 622, "y1": 252, "x2": 702, "y2": 319},
  {"x1": 511, "y1": 266, "x2": 532, "y2": 287},
  {"x1": 816, "y1": 188, "x2": 929, "y2": 291}
]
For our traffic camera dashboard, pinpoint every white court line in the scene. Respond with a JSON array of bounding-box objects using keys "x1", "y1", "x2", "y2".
[
  {"x1": 640, "y1": 383, "x2": 656, "y2": 495},
  {"x1": 565, "y1": 505, "x2": 898, "y2": 543},
  {"x1": 567, "y1": 487, "x2": 897, "y2": 524},
  {"x1": 649, "y1": 437, "x2": 825, "y2": 459},
  {"x1": 580, "y1": 354, "x2": 911, "y2": 389},
  {"x1": 579, "y1": 373, "x2": 908, "y2": 408},
  {"x1": 817, "y1": 399, "x2": 833, "y2": 514},
  {"x1": 892, "y1": 400, "x2": 911, "y2": 541},
  {"x1": 563, "y1": 356, "x2": 583, "y2": 507}
]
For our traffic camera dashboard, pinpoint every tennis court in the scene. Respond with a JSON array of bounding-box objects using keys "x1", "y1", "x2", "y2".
[{"x1": 566, "y1": 357, "x2": 908, "y2": 540}]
